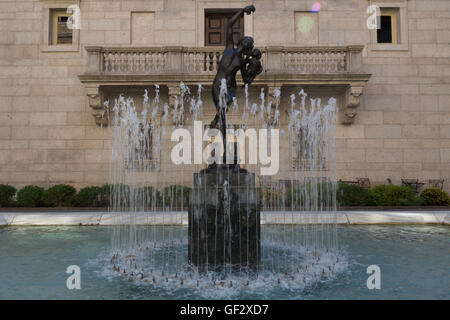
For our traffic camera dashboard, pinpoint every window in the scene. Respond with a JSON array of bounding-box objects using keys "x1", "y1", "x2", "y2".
[
  {"x1": 369, "y1": 1, "x2": 408, "y2": 52},
  {"x1": 204, "y1": 10, "x2": 244, "y2": 46},
  {"x1": 50, "y1": 9, "x2": 73, "y2": 45},
  {"x1": 377, "y1": 9, "x2": 398, "y2": 44},
  {"x1": 41, "y1": 3, "x2": 79, "y2": 52}
]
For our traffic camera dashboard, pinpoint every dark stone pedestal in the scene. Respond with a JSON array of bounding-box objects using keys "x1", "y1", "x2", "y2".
[{"x1": 188, "y1": 164, "x2": 260, "y2": 270}]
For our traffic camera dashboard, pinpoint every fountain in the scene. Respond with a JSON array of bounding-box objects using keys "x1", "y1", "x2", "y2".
[
  {"x1": 105, "y1": 5, "x2": 344, "y2": 296},
  {"x1": 189, "y1": 6, "x2": 262, "y2": 270}
]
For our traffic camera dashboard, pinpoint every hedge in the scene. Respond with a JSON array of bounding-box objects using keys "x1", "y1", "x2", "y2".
[
  {"x1": 0, "y1": 183, "x2": 448, "y2": 208},
  {"x1": 0, "y1": 184, "x2": 16, "y2": 207},
  {"x1": 337, "y1": 183, "x2": 374, "y2": 207},
  {"x1": 16, "y1": 185, "x2": 45, "y2": 207},
  {"x1": 420, "y1": 188, "x2": 450, "y2": 206},
  {"x1": 73, "y1": 186, "x2": 102, "y2": 207},
  {"x1": 370, "y1": 184, "x2": 421, "y2": 206},
  {"x1": 42, "y1": 184, "x2": 77, "y2": 207}
]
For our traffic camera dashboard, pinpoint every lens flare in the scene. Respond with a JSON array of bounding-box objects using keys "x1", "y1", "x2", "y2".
[{"x1": 312, "y1": 2, "x2": 321, "y2": 13}]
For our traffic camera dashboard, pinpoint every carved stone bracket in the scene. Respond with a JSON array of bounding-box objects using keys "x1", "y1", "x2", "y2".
[
  {"x1": 86, "y1": 85, "x2": 108, "y2": 127},
  {"x1": 342, "y1": 85, "x2": 364, "y2": 124}
]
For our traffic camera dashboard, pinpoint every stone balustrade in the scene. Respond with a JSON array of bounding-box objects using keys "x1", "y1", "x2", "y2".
[
  {"x1": 85, "y1": 45, "x2": 363, "y2": 75},
  {"x1": 80, "y1": 45, "x2": 370, "y2": 126}
]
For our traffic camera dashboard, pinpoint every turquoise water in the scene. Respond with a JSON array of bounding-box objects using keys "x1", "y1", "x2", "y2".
[{"x1": 0, "y1": 225, "x2": 448, "y2": 299}]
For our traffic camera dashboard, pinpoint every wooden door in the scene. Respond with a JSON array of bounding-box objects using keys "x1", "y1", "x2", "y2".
[{"x1": 205, "y1": 11, "x2": 244, "y2": 46}]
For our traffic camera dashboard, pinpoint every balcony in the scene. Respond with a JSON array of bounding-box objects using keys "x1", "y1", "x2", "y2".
[{"x1": 78, "y1": 45, "x2": 371, "y2": 125}]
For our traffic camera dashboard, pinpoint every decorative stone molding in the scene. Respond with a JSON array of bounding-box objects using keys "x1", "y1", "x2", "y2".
[
  {"x1": 342, "y1": 85, "x2": 364, "y2": 124},
  {"x1": 86, "y1": 85, "x2": 108, "y2": 127}
]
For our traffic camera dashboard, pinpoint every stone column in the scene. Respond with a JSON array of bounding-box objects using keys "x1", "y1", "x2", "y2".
[
  {"x1": 265, "y1": 46, "x2": 284, "y2": 73},
  {"x1": 85, "y1": 46, "x2": 102, "y2": 74},
  {"x1": 165, "y1": 46, "x2": 184, "y2": 74}
]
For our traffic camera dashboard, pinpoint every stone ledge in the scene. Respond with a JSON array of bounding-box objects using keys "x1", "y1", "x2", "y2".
[{"x1": 1, "y1": 211, "x2": 449, "y2": 226}]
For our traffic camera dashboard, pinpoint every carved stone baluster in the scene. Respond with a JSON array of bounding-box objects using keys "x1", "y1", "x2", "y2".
[
  {"x1": 214, "y1": 51, "x2": 219, "y2": 73},
  {"x1": 289, "y1": 53, "x2": 295, "y2": 72},
  {"x1": 103, "y1": 53, "x2": 108, "y2": 72},
  {"x1": 128, "y1": 52, "x2": 132, "y2": 72},
  {"x1": 157, "y1": 52, "x2": 161, "y2": 72},
  {"x1": 194, "y1": 52, "x2": 199, "y2": 73},
  {"x1": 138, "y1": 52, "x2": 144, "y2": 73},
  {"x1": 321, "y1": 51, "x2": 326, "y2": 73},
  {"x1": 119, "y1": 52, "x2": 124, "y2": 73},
  {"x1": 307, "y1": 52, "x2": 312, "y2": 73},
  {"x1": 313, "y1": 52, "x2": 317, "y2": 73},
  {"x1": 144, "y1": 52, "x2": 148, "y2": 72},
  {"x1": 315, "y1": 51, "x2": 318, "y2": 73},
  {"x1": 329, "y1": 52, "x2": 335, "y2": 72},
  {"x1": 114, "y1": 52, "x2": 119, "y2": 73},
  {"x1": 130, "y1": 52, "x2": 135, "y2": 72},
  {"x1": 150, "y1": 52, "x2": 155, "y2": 72},
  {"x1": 340, "y1": 51, "x2": 347, "y2": 71}
]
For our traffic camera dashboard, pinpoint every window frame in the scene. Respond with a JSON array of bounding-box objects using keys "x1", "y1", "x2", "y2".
[
  {"x1": 369, "y1": 1, "x2": 408, "y2": 52},
  {"x1": 50, "y1": 9, "x2": 73, "y2": 45},
  {"x1": 40, "y1": 1, "x2": 80, "y2": 53},
  {"x1": 377, "y1": 9, "x2": 398, "y2": 45}
]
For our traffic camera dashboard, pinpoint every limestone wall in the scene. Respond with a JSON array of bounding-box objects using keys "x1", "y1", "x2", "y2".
[{"x1": 0, "y1": 0, "x2": 449, "y2": 191}]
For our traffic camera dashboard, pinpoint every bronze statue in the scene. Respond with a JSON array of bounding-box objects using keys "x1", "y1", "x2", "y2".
[{"x1": 210, "y1": 5, "x2": 262, "y2": 163}]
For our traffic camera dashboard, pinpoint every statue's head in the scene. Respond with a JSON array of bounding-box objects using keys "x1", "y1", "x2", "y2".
[
  {"x1": 251, "y1": 48, "x2": 262, "y2": 60},
  {"x1": 238, "y1": 36, "x2": 254, "y2": 55}
]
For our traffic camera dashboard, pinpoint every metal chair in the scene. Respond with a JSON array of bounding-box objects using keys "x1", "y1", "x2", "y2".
[
  {"x1": 356, "y1": 178, "x2": 371, "y2": 189},
  {"x1": 428, "y1": 179, "x2": 444, "y2": 190},
  {"x1": 401, "y1": 179, "x2": 426, "y2": 194}
]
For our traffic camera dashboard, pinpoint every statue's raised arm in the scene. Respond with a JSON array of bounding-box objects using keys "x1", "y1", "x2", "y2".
[{"x1": 226, "y1": 5, "x2": 255, "y2": 49}]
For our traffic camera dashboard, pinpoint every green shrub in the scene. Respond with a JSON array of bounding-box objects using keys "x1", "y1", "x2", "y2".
[
  {"x1": 161, "y1": 185, "x2": 190, "y2": 209},
  {"x1": 337, "y1": 183, "x2": 374, "y2": 207},
  {"x1": 16, "y1": 185, "x2": 44, "y2": 207},
  {"x1": 101, "y1": 184, "x2": 131, "y2": 209},
  {"x1": 0, "y1": 184, "x2": 17, "y2": 207},
  {"x1": 370, "y1": 184, "x2": 420, "y2": 206},
  {"x1": 43, "y1": 184, "x2": 76, "y2": 207},
  {"x1": 73, "y1": 186, "x2": 102, "y2": 207},
  {"x1": 420, "y1": 188, "x2": 450, "y2": 206},
  {"x1": 260, "y1": 187, "x2": 281, "y2": 208},
  {"x1": 136, "y1": 186, "x2": 161, "y2": 209}
]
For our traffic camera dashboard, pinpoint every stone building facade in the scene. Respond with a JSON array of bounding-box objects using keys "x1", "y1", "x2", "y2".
[{"x1": 0, "y1": 0, "x2": 449, "y2": 191}]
